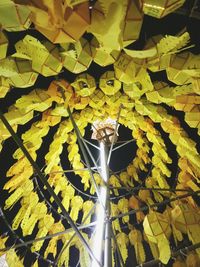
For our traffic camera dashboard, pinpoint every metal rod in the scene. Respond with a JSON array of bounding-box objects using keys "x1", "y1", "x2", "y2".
[
  {"x1": 136, "y1": 259, "x2": 160, "y2": 267},
  {"x1": 91, "y1": 142, "x2": 111, "y2": 267},
  {"x1": 139, "y1": 187, "x2": 191, "y2": 192},
  {"x1": 135, "y1": 242, "x2": 200, "y2": 267},
  {"x1": 107, "y1": 105, "x2": 122, "y2": 165},
  {"x1": 112, "y1": 139, "x2": 135, "y2": 152},
  {"x1": 0, "y1": 110, "x2": 101, "y2": 267},
  {"x1": 104, "y1": 221, "x2": 112, "y2": 267},
  {"x1": 66, "y1": 106, "x2": 104, "y2": 209},
  {"x1": 115, "y1": 140, "x2": 136, "y2": 144},
  {"x1": 0, "y1": 221, "x2": 97, "y2": 252},
  {"x1": 109, "y1": 185, "x2": 191, "y2": 193},
  {"x1": 96, "y1": 154, "x2": 100, "y2": 165},
  {"x1": 48, "y1": 166, "x2": 98, "y2": 174},
  {"x1": 54, "y1": 203, "x2": 97, "y2": 266},
  {"x1": 110, "y1": 226, "x2": 125, "y2": 267},
  {"x1": 0, "y1": 208, "x2": 54, "y2": 265},
  {"x1": 173, "y1": 242, "x2": 200, "y2": 257},
  {"x1": 34, "y1": 178, "x2": 64, "y2": 219},
  {"x1": 109, "y1": 168, "x2": 132, "y2": 192},
  {"x1": 100, "y1": 143, "x2": 112, "y2": 267},
  {"x1": 82, "y1": 139, "x2": 102, "y2": 175},
  {"x1": 60, "y1": 90, "x2": 103, "y2": 209},
  {"x1": 111, "y1": 190, "x2": 200, "y2": 221},
  {"x1": 64, "y1": 177, "x2": 98, "y2": 199},
  {"x1": 81, "y1": 139, "x2": 109, "y2": 189},
  {"x1": 190, "y1": 0, "x2": 200, "y2": 19},
  {"x1": 83, "y1": 138, "x2": 100, "y2": 150},
  {"x1": 109, "y1": 167, "x2": 190, "y2": 193},
  {"x1": 76, "y1": 259, "x2": 80, "y2": 267},
  {"x1": 80, "y1": 159, "x2": 100, "y2": 174}
]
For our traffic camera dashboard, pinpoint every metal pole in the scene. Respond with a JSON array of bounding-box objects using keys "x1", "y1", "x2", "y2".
[
  {"x1": 91, "y1": 141, "x2": 112, "y2": 267},
  {"x1": 59, "y1": 88, "x2": 105, "y2": 209},
  {"x1": 100, "y1": 142, "x2": 112, "y2": 267}
]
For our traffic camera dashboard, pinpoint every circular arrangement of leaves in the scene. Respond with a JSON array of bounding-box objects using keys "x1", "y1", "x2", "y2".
[{"x1": 0, "y1": 1, "x2": 200, "y2": 267}]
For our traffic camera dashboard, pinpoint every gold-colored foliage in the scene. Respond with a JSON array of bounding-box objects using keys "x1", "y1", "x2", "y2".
[
  {"x1": 143, "y1": 210, "x2": 172, "y2": 264},
  {"x1": 139, "y1": 0, "x2": 186, "y2": 18},
  {"x1": 0, "y1": 1, "x2": 199, "y2": 266}
]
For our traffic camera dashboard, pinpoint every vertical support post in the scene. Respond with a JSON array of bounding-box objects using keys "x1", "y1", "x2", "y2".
[
  {"x1": 91, "y1": 141, "x2": 112, "y2": 267},
  {"x1": 99, "y1": 142, "x2": 112, "y2": 267}
]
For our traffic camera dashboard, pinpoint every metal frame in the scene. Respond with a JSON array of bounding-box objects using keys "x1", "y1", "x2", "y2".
[
  {"x1": 0, "y1": 110, "x2": 101, "y2": 267},
  {"x1": 82, "y1": 138, "x2": 100, "y2": 150},
  {"x1": 135, "y1": 242, "x2": 200, "y2": 267},
  {"x1": 107, "y1": 105, "x2": 122, "y2": 164},
  {"x1": 100, "y1": 142, "x2": 112, "y2": 267},
  {"x1": 54, "y1": 203, "x2": 97, "y2": 265},
  {"x1": 1, "y1": 102, "x2": 200, "y2": 267},
  {"x1": 0, "y1": 206, "x2": 97, "y2": 253},
  {"x1": 65, "y1": 103, "x2": 104, "y2": 209},
  {"x1": 112, "y1": 138, "x2": 136, "y2": 152},
  {"x1": 111, "y1": 190, "x2": 200, "y2": 221}
]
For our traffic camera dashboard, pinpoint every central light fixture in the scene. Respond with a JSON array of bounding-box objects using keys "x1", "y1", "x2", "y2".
[
  {"x1": 91, "y1": 142, "x2": 109, "y2": 267},
  {"x1": 91, "y1": 119, "x2": 119, "y2": 267}
]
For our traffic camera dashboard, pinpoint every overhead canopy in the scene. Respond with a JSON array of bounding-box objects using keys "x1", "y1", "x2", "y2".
[{"x1": 0, "y1": 1, "x2": 200, "y2": 267}]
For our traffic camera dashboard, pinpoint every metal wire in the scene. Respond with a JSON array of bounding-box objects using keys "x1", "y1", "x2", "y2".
[
  {"x1": 65, "y1": 103, "x2": 105, "y2": 211},
  {"x1": 107, "y1": 105, "x2": 122, "y2": 165},
  {"x1": 135, "y1": 242, "x2": 200, "y2": 267},
  {"x1": 34, "y1": 178, "x2": 66, "y2": 219},
  {"x1": 82, "y1": 138, "x2": 100, "y2": 150},
  {"x1": 0, "y1": 207, "x2": 54, "y2": 265},
  {"x1": 54, "y1": 203, "x2": 97, "y2": 266},
  {"x1": 111, "y1": 190, "x2": 200, "y2": 221},
  {"x1": 0, "y1": 110, "x2": 101, "y2": 267},
  {"x1": 0, "y1": 219, "x2": 97, "y2": 252},
  {"x1": 64, "y1": 176, "x2": 98, "y2": 200},
  {"x1": 112, "y1": 139, "x2": 136, "y2": 152},
  {"x1": 82, "y1": 138, "x2": 102, "y2": 176},
  {"x1": 47, "y1": 166, "x2": 98, "y2": 174}
]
